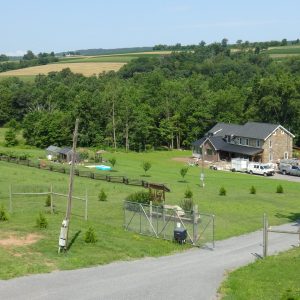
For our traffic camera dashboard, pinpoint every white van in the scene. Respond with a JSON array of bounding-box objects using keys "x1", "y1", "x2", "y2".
[{"x1": 247, "y1": 163, "x2": 275, "y2": 176}]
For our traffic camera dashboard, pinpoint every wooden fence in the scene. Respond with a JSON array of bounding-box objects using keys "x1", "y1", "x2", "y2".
[{"x1": 0, "y1": 155, "x2": 170, "y2": 192}]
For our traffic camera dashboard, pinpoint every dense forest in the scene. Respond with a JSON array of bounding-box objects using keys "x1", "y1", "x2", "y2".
[{"x1": 1, "y1": 43, "x2": 300, "y2": 150}]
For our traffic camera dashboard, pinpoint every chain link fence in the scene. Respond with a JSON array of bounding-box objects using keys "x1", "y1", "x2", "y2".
[{"x1": 124, "y1": 201, "x2": 215, "y2": 248}]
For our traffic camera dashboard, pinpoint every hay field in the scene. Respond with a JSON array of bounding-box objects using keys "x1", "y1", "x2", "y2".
[{"x1": 0, "y1": 62, "x2": 126, "y2": 77}]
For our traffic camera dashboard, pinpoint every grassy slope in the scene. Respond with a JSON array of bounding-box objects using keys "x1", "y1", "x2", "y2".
[
  {"x1": 220, "y1": 247, "x2": 300, "y2": 299},
  {"x1": 0, "y1": 146, "x2": 300, "y2": 279}
]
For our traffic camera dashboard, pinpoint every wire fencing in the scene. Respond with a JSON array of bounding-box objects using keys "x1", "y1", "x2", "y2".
[{"x1": 124, "y1": 201, "x2": 215, "y2": 248}]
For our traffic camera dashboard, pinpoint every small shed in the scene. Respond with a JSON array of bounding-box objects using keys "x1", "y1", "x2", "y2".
[
  {"x1": 45, "y1": 145, "x2": 61, "y2": 161},
  {"x1": 58, "y1": 147, "x2": 79, "y2": 163}
]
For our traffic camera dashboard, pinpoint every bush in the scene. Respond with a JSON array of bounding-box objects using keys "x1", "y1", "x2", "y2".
[
  {"x1": 250, "y1": 186, "x2": 256, "y2": 194},
  {"x1": 84, "y1": 226, "x2": 97, "y2": 243},
  {"x1": 180, "y1": 198, "x2": 194, "y2": 212},
  {"x1": 142, "y1": 161, "x2": 152, "y2": 175},
  {"x1": 98, "y1": 189, "x2": 107, "y2": 201},
  {"x1": 5, "y1": 129, "x2": 18, "y2": 147},
  {"x1": 276, "y1": 184, "x2": 284, "y2": 194},
  {"x1": 45, "y1": 194, "x2": 51, "y2": 207},
  {"x1": 219, "y1": 186, "x2": 226, "y2": 196},
  {"x1": 184, "y1": 187, "x2": 193, "y2": 199},
  {"x1": 79, "y1": 151, "x2": 89, "y2": 161},
  {"x1": 126, "y1": 190, "x2": 152, "y2": 204},
  {"x1": 36, "y1": 212, "x2": 48, "y2": 229},
  {"x1": 0, "y1": 205, "x2": 9, "y2": 221},
  {"x1": 180, "y1": 167, "x2": 189, "y2": 180},
  {"x1": 109, "y1": 157, "x2": 116, "y2": 167}
]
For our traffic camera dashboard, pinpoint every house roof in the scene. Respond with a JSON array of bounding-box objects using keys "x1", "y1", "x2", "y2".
[
  {"x1": 193, "y1": 136, "x2": 263, "y2": 156},
  {"x1": 207, "y1": 122, "x2": 294, "y2": 140},
  {"x1": 58, "y1": 147, "x2": 72, "y2": 155},
  {"x1": 46, "y1": 145, "x2": 61, "y2": 153}
]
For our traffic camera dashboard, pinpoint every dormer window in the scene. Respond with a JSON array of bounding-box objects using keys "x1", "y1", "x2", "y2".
[
  {"x1": 256, "y1": 140, "x2": 260, "y2": 147},
  {"x1": 245, "y1": 138, "x2": 249, "y2": 146}
]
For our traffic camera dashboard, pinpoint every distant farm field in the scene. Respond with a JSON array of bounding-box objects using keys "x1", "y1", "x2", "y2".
[
  {"x1": 0, "y1": 62, "x2": 126, "y2": 77},
  {"x1": 266, "y1": 45, "x2": 300, "y2": 58}
]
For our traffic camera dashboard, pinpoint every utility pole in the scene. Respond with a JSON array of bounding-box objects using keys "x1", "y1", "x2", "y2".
[{"x1": 58, "y1": 118, "x2": 79, "y2": 252}]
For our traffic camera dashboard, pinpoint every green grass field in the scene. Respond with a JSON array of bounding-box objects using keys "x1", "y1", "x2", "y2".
[
  {"x1": 0, "y1": 145, "x2": 300, "y2": 279},
  {"x1": 220, "y1": 247, "x2": 300, "y2": 299}
]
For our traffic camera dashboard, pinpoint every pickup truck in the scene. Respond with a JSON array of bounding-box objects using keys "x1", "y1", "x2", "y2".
[{"x1": 247, "y1": 163, "x2": 275, "y2": 176}]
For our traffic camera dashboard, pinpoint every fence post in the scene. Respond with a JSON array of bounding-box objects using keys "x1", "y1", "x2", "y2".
[
  {"x1": 85, "y1": 189, "x2": 88, "y2": 221},
  {"x1": 162, "y1": 204, "x2": 166, "y2": 239},
  {"x1": 192, "y1": 205, "x2": 199, "y2": 245},
  {"x1": 9, "y1": 184, "x2": 12, "y2": 213},
  {"x1": 139, "y1": 204, "x2": 142, "y2": 234},
  {"x1": 149, "y1": 201, "x2": 153, "y2": 234},
  {"x1": 50, "y1": 184, "x2": 54, "y2": 214},
  {"x1": 263, "y1": 213, "x2": 268, "y2": 258},
  {"x1": 212, "y1": 214, "x2": 215, "y2": 249}
]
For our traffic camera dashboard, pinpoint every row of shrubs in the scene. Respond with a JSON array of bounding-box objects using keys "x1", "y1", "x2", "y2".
[{"x1": 219, "y1": 184, "x2": 284, "y2": 196}]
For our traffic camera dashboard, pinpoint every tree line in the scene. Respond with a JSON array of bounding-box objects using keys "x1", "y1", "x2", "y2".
[
  {"x1": 0, "y1": 50, "x2": 58, "y2": 73},
  {"x1": 1, "y1": 42, "x2": 300, "y2": 150}
]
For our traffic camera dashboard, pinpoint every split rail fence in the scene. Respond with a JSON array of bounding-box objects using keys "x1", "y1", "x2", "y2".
[
  {"x1": 8, "y1": 184, "x2": 88, "y2": 220},
  {"x1": 0, "y1": 155, "x2": 169, "y2": 191}
]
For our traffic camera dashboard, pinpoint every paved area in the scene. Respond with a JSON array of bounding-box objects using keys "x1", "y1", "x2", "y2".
[
  {"x1": 0, "y1": 222, "x2": 299, "y2": 300},
  {"x1": 272, "y1": 173, "x2": 300, "y2": 183}
]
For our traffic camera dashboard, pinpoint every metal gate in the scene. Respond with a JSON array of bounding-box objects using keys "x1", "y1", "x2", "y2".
[{"x1": 123, "y1": 201, "x2": 215, "y2": 248}]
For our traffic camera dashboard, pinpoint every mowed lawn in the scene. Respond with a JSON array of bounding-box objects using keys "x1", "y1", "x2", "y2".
[
  {"x1": 0, "y1": 149, "x2": 300, "y2": 279},
  {"x1": 220, "y1": 247, "x2": 300, "y2": 299}
]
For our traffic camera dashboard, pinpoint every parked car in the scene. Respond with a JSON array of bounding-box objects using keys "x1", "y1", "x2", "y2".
[
  {"x1": 279, "y1": 159, "x2": 299, "y2": 175},
  {"x1": 247, "y1": 163, "x2": 275, "y2": 176},
  {"x1": 289, "y1": 165, "x2": 300, "y2": 176},
  {"x1": 279, "y1": 163, "x2": 292, "y2": 175}
]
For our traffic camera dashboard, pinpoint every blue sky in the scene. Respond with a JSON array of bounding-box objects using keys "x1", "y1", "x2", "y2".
[{"x1": 2, "y1": 0, "x2": 300, "y2": 55}]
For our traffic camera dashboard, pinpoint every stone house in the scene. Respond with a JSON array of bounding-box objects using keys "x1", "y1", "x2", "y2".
[{"x1": 192, "y1": 122, "x2": 294, "y2": 163}]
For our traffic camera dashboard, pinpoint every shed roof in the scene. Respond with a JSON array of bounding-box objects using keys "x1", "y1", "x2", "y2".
[
  {"x1": 46, "y1": 145, "x2": 61, "y2": 153},
  {"x1": 58, "y1": 147, "x2": 72, "y2": 155}
]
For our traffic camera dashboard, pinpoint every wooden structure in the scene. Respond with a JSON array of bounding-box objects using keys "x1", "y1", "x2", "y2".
[{"x1": 148, "y1": 183, "x2": 170, "y2": 202}]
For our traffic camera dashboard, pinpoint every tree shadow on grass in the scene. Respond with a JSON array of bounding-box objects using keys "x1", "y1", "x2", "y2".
[
  {"x1": 178, "y1": 180, "x2": 187, "y2": 183},
  {"x1": 140, "y1": 174, "x2": 151, "y2": 177},
  {"x1": 67, "y1": 230, "x2": 81, "y2": 250},
  {"x1": 275, "y1": 212, "x2": 300, "y2": 224}
]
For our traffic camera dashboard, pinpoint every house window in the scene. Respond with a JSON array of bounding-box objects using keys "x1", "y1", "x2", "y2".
[
  {"x1": 237, "y1": 138, "x2": 241, "y2": 145},
  {"x1": 284, "y1": 152, "x2": 288, "y2": 159},
  {"x1": 207, "y1": 149, "x2": 213, "y2": 155},
  {"x1": 245, "y1": 138, "x2": 249, "y2": 146},
  {"x1": 256, "y1": 140, "x2": 260, "y2": 147},
  {"x1": 273, "y1": 131, "x2": 277, "y2": 135},
  {"x1": 269, "y1": 140, "x2": 272, "y2": 148},
  {"x1": 269, "y1": 152, "x2": 273, "y2": 162}
]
